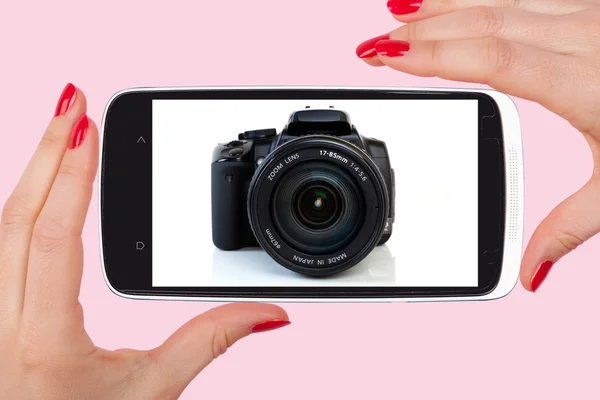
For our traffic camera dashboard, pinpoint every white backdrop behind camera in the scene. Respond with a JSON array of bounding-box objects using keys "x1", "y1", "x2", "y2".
[{"x1": 152, "y1": 99, "x2": 478, "y2": 287}]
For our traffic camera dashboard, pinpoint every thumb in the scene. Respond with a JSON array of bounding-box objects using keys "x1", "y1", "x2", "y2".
[
  {"x1": 145, "y1": 303, "x2": 289, "y2": 397},
  {"x1": 521, "y1": 176, "x2": 600, "y2": 292}
]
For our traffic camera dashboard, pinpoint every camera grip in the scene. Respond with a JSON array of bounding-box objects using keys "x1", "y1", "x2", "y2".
[{"x1": 211, "y1": 161, "x2": 257, "y2": 250}]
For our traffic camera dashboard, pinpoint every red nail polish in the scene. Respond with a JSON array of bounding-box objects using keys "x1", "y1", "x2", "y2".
[
  {"x1": 531, "y1": 260, "x2": 554, "y2": 292},
  {"x1": 387, "y1": 0, "x2": 423, "y2": 15},
  {"x1": 69, "y1": 114, "x2": 89, "y2": 149},
  {"x1": 375, "y1": 40, "x2": 411, "y2": 57},
  {"x1": 54, "y1": 83, "x2": 77, "y2": 117},
  {"x1": 251, "y1": 320, "x2": 291, "y2": 333},
  {"x1": 356, "y1": 34, "x2": 389, "y2": 59}
]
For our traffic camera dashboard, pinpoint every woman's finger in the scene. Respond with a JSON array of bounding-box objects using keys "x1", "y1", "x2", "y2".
[
  {"x1": 363, "y1": 56, "x2": 386, "y2": 67},
  {"x1": 366, "y1": 38, "x2": 581, "y2": 121},
  {"x1": 387, "y1": 7, "x2": 600, "y2": 55},
  {"x1": 356, "y1": 34, "x2": 390, "y2": 60},
  {"x1": 21, "y1": 116, "x2": 98, "y2": 328},
  {"x1": 141, "y1": 303, "x2": 290, "y2": 399},
  {"x1": 387, "y1": 0, "x2": 591, "y2": 23},
  {"x1": 0, "y1": 83, "x2": 84, "y2": 321},
  {"x1": 520, "y1": 176, "x2": 600, "y2": 292}
]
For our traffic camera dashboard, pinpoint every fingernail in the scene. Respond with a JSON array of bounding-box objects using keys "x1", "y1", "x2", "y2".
[
  {"x1": 356, "y1": 34, "x2": 389, "y2": 59},
  {"x1": 251, "y1": 320, "x2": 291, "y2": 333},
  {"x1": 375, "y1": 40, "x2": 411, "y2": 57},
  {"x1": 54, "y1": 83, "x2": 77, "y2": 117},
  {"x1": 531, "y1": 260, "x2": 554, "y2": 293},
  {"x1": 69, "y1": 114, "x2": 89, "y2": 149},
  {"x1": 387, "y1": 0, "x2": 423, "y2": 15}
]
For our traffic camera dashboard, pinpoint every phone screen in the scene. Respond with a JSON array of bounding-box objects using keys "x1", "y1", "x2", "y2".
[{"x1": 151, "y1": 99, "x2": 479, "y2": 288}]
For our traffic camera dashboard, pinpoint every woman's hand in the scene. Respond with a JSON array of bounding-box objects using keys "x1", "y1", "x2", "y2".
[
  {"x1": 0, "y1": 84, "x2": 290, "y2": 399},
  {"x1": 356, "y1": 0, "x2": 600, "y2": 292}
]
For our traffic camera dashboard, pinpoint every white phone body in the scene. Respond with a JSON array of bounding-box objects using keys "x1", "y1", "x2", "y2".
[{"x1": 99, "y1": 86, "x2": 524, "y2": 303}]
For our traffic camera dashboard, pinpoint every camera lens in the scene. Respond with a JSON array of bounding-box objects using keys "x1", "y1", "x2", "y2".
[
  {"x1": 271, "y1": 162, "x2": 363, "y2": 256},
  {"x1": 295, "y1": 183, "x2": 340, "y2": 228},
  {"x1": 247, "y1": 135, "x2": 389, "y2": 277}
]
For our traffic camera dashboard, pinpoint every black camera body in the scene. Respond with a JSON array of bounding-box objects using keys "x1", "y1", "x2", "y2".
[{"x1": 211, "y1": 108, "x2": 395, "y2": 276}]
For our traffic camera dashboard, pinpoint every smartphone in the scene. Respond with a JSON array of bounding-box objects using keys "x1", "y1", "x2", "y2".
[{"x1": 99, "y1": 86, "x2": 524, "y2": 302}]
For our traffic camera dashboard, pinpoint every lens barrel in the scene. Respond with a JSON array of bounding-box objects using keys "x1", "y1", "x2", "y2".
[{"x1": 248, "y1": 135, "x2": 389, "y2": 277}]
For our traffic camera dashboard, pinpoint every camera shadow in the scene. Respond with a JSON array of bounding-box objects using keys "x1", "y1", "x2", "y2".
[{"x1": 210, "y1": 245, "x2": 396, "y2": 286}]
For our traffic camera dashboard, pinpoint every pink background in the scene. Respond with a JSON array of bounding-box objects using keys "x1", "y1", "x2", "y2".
[{"x1": 0, "y1": 1, "x2": 598, "y2": 398}]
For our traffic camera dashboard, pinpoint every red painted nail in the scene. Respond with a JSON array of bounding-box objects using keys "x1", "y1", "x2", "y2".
[
  {"x1": 531, "y1": 260, "x2": 554, "y2": 293},
  {"x1": 251, "y1": 320, "x2": 291, "y2": 333},
  {"x1": 387, "y1": 0, "x2": 423, "y2": 15},
  {"x1": 356, "y1": 34, "x2": 389, "y2": 59},
  {"x1": 54, "y1": 83, "x2": 77, "y2": 117},
  {"x1": 69, "y1": 114, "x2": 89, "y2": 149},
  {"x1": 375, "y1": 40, "x2": 411, "y2": 57}
]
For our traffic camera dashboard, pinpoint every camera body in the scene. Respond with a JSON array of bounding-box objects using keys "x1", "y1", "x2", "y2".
[{"x1": 211, "y1": 108, "x2": 395, "y2": 276}]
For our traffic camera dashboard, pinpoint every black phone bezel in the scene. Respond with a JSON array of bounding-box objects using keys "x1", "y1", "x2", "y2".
[{"x1": 100, "y1": 88, "x2": 505, "y2": 299}]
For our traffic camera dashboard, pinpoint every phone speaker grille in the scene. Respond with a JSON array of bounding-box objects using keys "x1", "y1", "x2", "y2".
[{"x1": 507, "y1": 147, "x2": 520, "y2": 242}]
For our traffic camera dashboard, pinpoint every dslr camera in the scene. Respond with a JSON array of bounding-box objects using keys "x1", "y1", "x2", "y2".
[{"x1": 211, "y1": 108, "x2": 395, "y2": 277}]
